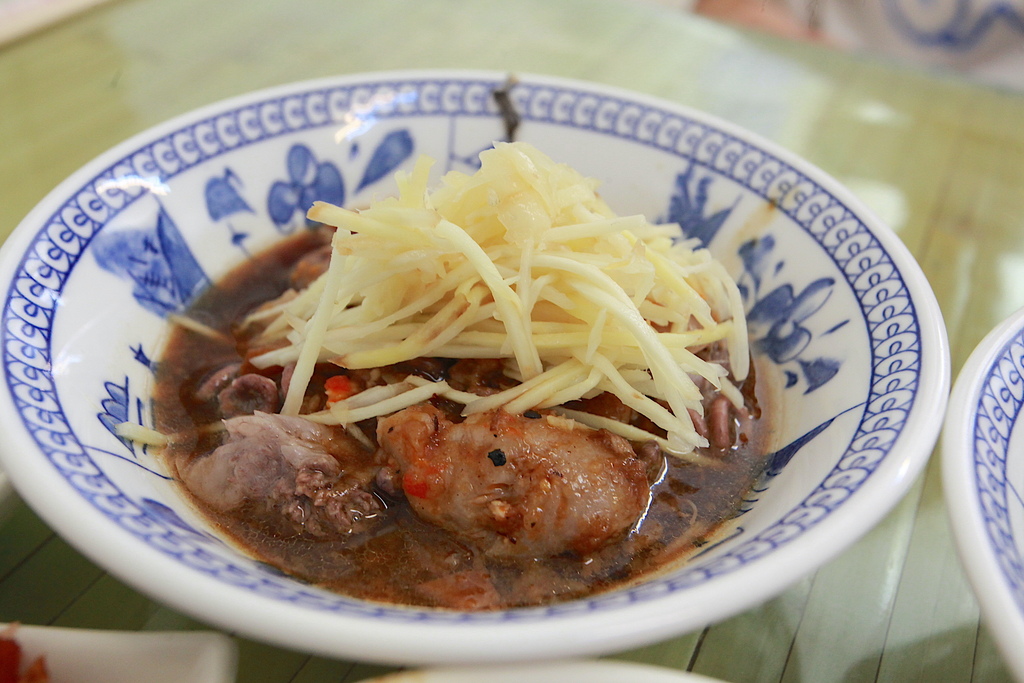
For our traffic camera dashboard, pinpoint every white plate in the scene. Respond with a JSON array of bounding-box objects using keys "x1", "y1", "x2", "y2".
[
  {"x1": 2, "y1": 623, "x2": 238, "y2": 683},
  {"x1": 943, "y1": 305, "x2": 1024, "y2": 681},
  {"x1": 361, "y1": 660, "x2": 724, "y2": 683}
]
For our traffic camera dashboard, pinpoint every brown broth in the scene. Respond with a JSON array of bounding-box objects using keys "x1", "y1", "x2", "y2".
[{"x1": 153, "y1": 231, "x2": 772, "y2": 610}]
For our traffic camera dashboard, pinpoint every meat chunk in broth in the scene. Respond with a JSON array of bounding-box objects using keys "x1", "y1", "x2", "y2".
[
  {"x1": 217, "y1": 373, "x2": 281, "y2": 418},
  {"x1": 180, "y1": 413, "x2": 382, "y2": 538},
  {"x1": 376, "y1": 405, "x2": 651, "y2": 557}
]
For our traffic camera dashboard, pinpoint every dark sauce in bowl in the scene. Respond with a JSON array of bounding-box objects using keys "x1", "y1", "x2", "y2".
[{"x1": 153, "y1": 230, "x2": 771, "y2": 610}]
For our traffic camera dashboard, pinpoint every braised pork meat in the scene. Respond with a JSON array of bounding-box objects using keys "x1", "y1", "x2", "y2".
[
  {"x1": 180, "y1": 413, "x2": 382, "y2": 538},
  {"x1": 376, "y1": 405, "x2": 651, "y2": 557}
]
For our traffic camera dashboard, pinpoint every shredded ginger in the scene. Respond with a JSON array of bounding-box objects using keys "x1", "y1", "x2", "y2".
[{"x1": 248, "y1": 141, "x2": 749, "y2": 457}]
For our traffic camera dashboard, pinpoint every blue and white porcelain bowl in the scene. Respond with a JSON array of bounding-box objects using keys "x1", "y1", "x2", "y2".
[
  {"x1": 0, "y1": 70, "x2": 949, "y2": 665},
  {"x1": 943, "y1": 307, "x2": 1024, "y2": 681}
]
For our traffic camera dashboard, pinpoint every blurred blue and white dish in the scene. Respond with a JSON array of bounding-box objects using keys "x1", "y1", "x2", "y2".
[
  {"x1": 0, "y1": 70, "x2": 949, "y2": 665},
  {"x1": 944, "y1": 306, "x2": 1024, "y2": 681},
  {"x1": 360, "y1": 660, "x2": 727, "y2": 683}
]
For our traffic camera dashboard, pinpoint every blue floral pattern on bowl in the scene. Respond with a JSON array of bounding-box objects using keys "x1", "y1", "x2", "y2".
[
  {"x1": 91, "y1": 205, "x2": 209, "y2": 318},
  {"x1": 266, "y1": 143, "x2": 346, "y2": 232}
]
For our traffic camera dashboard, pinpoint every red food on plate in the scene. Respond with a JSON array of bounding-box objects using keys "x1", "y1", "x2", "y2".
[{"x1": 0, "y1": 626, "x2": 48, "y2": 683}]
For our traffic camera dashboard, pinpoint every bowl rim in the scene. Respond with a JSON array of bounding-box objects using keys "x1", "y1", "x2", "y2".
[
  {"x1": 942, "y1": 305, "x2": 1024, "y2": 680},
  {"x1": 0, "y1": 68, "x2": 951, "y2": 664}
]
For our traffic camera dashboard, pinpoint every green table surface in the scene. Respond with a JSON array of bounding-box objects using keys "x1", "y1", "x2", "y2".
[{"x1": 2, "y1": 0, "x2": 1023, "y2": 681}]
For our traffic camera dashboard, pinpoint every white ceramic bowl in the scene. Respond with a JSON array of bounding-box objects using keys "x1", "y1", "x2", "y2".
[
  {"x1": 360, "y1": 660, "x2": 726, "y2": 683},
  {"x1": 0, "y1": 70, "x2": 949, "y2": 665},
  {"x1": 943, "y1": 306, "x2": 1024, "y2": 681},
  {"x1": 0, "y1": 624, "x2": 237, "y2": 683}
]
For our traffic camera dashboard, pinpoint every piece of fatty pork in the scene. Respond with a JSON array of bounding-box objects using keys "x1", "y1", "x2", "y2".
[{"x1": 181, "y1": 412, "x2": 382, "y2": 538}]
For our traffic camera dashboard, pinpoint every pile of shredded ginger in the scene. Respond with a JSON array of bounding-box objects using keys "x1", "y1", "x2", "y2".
[{"x1": 247, "y1": 141, "x2": 749, "y2": 458}]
